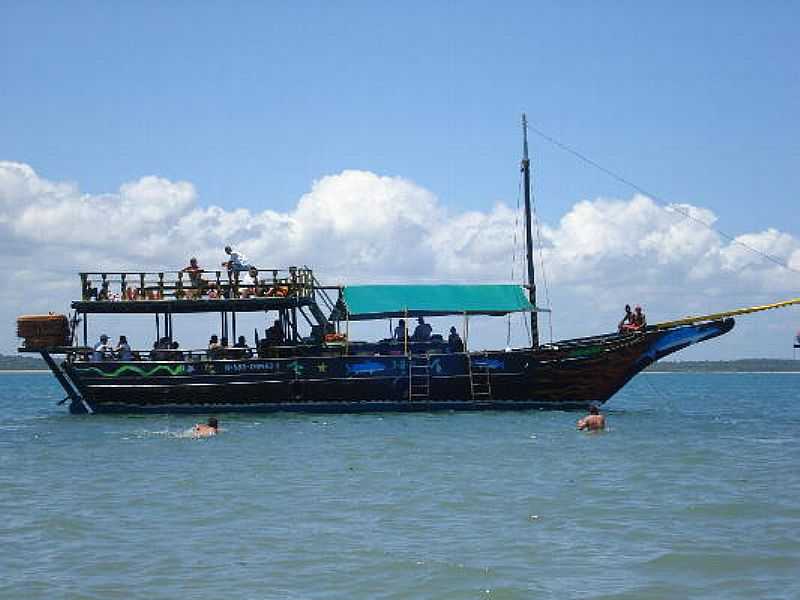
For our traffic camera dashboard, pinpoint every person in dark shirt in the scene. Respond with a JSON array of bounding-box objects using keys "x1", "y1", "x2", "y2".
[
  {"x1": 412, "y1": 317, "x2": 433, "y2": 341},
  {"x1": 632, "y1": 305, "x2": 647, "y2": 330},
  {"x1": 265, "y1": 320, "x2": 284, "y2": 344},
  {"x1": 170, "y1": 341, "x2": 184, "y2": 361},
  {"x1": 618, "y1": 304, "x2": 634, "y2": 332},
  {"x1": 448, "y1": 326, "x2": 464, "y2": 353},
  {"x1": 208, "y1": 334, "x2": 223, "y2": 359},
  {"x1": 393, "y1": 319, "x2": 407, "y2": 342}
]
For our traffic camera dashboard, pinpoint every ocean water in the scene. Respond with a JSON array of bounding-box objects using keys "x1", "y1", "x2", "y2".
[{"x1": 1, "y1": 372, "x2": 799, "y2": 600}]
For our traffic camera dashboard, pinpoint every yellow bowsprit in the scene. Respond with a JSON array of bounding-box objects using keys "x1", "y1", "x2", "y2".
[{"x1": 653, "y1": 297, "x2": 800, "y2": 330}]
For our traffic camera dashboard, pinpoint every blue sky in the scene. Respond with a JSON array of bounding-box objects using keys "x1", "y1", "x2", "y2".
[
  {"x1": 1, "y1": 1, "x2": 798, "y2": 357},
  {"x1": 4, "y1": 1, "x2": 798, "y2": 229}
]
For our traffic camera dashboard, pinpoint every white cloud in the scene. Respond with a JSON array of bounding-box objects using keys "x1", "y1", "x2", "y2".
[{"x1": 1, "y1": 161, "x2": 798, "y2": 357}]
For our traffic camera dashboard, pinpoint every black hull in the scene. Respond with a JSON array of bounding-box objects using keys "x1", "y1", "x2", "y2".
[{"x1": 56, "y1": 320, "x2": 733, "y2": 414}]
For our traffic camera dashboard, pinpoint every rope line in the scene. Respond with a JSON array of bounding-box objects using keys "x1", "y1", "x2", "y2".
[{"x1": 526, "y1": 123, "x2": 800, "y2": 275}]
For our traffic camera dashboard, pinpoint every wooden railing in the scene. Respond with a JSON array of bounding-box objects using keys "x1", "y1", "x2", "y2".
[{"x1": 79, "y1": 267, "x2": 316, "y2": 301}]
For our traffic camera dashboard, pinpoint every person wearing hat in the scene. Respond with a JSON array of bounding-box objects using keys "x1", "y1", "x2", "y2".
[
  {"x1": 412, "y1": 316, "x2": 433, "y2": 341},
  {"x1": 91, "y1": 334, "x2": 113, "y2": 362}
]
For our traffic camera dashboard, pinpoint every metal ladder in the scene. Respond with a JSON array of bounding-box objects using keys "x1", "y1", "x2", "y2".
[
  {"x1": 409, "y1": 354, "x2": 431, "y2": 399},
  {"x1": 468, "y1": 353, "x2": 492, "y2": 400}
]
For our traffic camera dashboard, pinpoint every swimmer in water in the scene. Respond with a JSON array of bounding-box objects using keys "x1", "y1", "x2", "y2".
[
  {"x1": 193, "y1": 417, "x2": 219, "y2": 438},
  {"x1": 577, "y1": 405, "x2": 605, "y2": 431}
]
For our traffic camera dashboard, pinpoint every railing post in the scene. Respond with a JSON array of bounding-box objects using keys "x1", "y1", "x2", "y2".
[
  {"x1": 176, "y1": 271, "x2": 184, "y2": 299},
  {"x1": 139, "y1": 273, "x2": 146, "y2": 300},
  {"x1": 80, "y1": 273, "x2": 88, "y2": 300},
  {"x1": 121, "y1": 273, "x2": 127, "y2": 300},
  {"x1": 158, "y1": 273, "x2": 164, "y2": 299}
]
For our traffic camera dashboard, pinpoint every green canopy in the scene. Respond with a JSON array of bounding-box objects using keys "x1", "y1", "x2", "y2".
[{"x1": 341, "y1": 284, "x2": 538, "y2": 321}]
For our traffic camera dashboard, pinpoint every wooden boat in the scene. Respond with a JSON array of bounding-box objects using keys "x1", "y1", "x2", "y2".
[{"x1": 20, "y1": 116, "x2": 795, "y2": 415}]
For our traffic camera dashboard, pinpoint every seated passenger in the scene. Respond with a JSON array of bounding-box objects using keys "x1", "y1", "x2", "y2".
[
  {"x1": 84, "y1": 279, "x2": 99, "y2": 300},
  {"x1": 265, "y1": 320, "x2": 284, "y2": 345},
  {"x1": 448, "y1": 326, "x2": 464, "y2": 353},
  {"x1": 412, "y1": 317, "x2": 433, "y2": 341},
  {"x1": 240, "y1": 267, "x2": 262, "y2": 298},
  {"x1": 233, "y1": 335, "x2": 252, "y2": 358},
  {"x1": 393, "y1": 319, "x2": 407, "y2": 342},
  {"x1": 170, "y1": 341, "x2": 184, "y2": 361},
  {"x1": 97, "y1": 281, "x2": 110, "y2": 301},
  {"x1": 91, "y1": 334, "x2": 113, "y2": 362},
  {"x1": 208, "y1": 334, "x2": 223, "y2": 359},
  {"x1": 115, "y1": 335, "x2": 133, "y2": 361},
  {"x1": 618, "y1": 304, "x2": 634, "y2": 333},
  {"x1": 631, "y1": 305, "x2": 647, "y2": 330},
  {"x1": 181, "y1": 257, "x2": 207, "y2": 297}
]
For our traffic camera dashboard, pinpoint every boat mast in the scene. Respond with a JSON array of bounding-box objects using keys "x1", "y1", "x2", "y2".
[{"x1": 521, "y1": 114, "x2": 539, "y2": 348}]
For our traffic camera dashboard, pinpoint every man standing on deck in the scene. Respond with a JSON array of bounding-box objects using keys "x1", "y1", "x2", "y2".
[{"x1": 577, "y1": 405, "x2": 605, "y2": 431}]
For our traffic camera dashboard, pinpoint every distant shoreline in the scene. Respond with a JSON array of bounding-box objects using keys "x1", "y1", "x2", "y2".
[{"x1": 646, "y1": 359, "x2": 800, "y2": 373}]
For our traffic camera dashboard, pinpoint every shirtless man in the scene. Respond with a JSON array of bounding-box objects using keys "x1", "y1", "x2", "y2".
[
  {"x1": 193, "y1": 417, "x2": 219, "y2": 438},
  {"x1": 577, "y1": 405, "x2": 605, "y2": 431}
]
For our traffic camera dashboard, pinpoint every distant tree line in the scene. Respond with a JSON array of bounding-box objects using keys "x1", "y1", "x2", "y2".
[
  {"x1": 0, "y1": 354, "x2": 49, "y2": 370},
  {"x1": 647, "y1": 359, "x2": 800, "y2": 372}
]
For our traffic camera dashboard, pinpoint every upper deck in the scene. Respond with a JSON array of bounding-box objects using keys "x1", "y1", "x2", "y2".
[{"x1": 72, "y1": 266, "x2": 335, "y2": 315}]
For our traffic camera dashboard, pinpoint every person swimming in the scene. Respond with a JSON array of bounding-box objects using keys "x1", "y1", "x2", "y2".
[
  {"x1": 577, "y1": 405, "x2": 605, "y2": 431},
  {"x1": 193, "y1": 417, "x2": 219, "y2": 438}
]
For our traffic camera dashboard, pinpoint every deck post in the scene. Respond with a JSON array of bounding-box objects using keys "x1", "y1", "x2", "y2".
[
  {"x1": 232, "y1": 312, "x2": 237, "y2": 341},
  {"x1": 82, "y1": 311, "x2": 88, "y2": 346}
]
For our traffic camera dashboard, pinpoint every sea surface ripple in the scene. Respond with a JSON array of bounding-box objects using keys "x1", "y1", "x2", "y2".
[{"x1": 1, "y1": 372, "x2": 799, "y2": 599}]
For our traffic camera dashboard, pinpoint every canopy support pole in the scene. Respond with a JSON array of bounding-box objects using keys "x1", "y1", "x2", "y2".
[
  {"x1": 464, "y1": 312, "x2": 469, "y2": 353},
  {"x1": 404, "y1": 308, "x2": 408, "y2": 356}
]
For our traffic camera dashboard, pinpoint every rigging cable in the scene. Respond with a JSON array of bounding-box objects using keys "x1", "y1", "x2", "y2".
[
  {"x1": 526, "y1": 123, "x2": 800, "y2": 276},
  {"x1": 508, "y1": 175, "x2": 522, "y2": 347},
  {"x1": 529, "y1": 161, "x2": 554, "y2": 344}
]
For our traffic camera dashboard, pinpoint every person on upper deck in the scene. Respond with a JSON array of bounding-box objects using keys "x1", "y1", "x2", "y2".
[
  {"x1": 181, "y1": 257, "x2": 208, "y2": 296},
  {"x1": 91, "y1": 334, "x2": 113, "y2": 362},
  {"x1": 240, "y1": 267, "x2": 262, "y2": 298},
  {"x1": 222, "y1": 245, "x2": 250, "y2": 273},
  {"x1": 393, "y1": 319, "x2": 408, "y2": 342},
  {"x1": 412, "y1": 317, "x2": 433, "y2": 341},
  {"x1": 448, "y1": 326, "x2": 464, "y2": 353},
  {"x1": 115, "y1": 335, "x2": 133, "y2": 361}
]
